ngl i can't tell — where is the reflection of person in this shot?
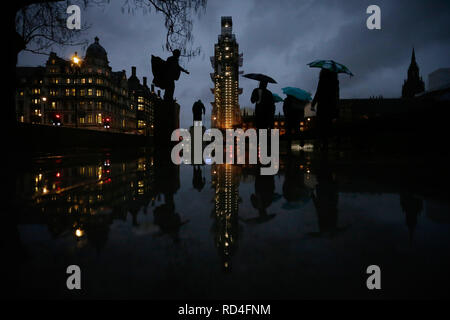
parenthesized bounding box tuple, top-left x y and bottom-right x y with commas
(192, 99, 205, 126)
(311, 157, 341, 237)
(164, 49, 189, 102)
(242, 175, 276, 224)
(311, 69, 339, 150)
(251, 81, 275, 130)
(400, 192, 423, 244)
(282, 153, 308, 203)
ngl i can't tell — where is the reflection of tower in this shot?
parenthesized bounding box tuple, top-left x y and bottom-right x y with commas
(210, 16, 243, 129)
(402, 48, 425, 98)
(211, 164, 241, 271)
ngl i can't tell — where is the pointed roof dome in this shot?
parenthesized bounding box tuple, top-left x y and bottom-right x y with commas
(85, 36, 108, 62)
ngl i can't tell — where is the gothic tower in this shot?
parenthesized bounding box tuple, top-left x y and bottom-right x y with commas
(210, 17, 243, 129)
(402, 48, 425, 98)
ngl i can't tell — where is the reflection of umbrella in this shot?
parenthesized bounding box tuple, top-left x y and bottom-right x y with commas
(307, 60, 353, 76)
(243, 73, 277, 83)
(282, 87, 312, 101)
(272, 93, 284, 103)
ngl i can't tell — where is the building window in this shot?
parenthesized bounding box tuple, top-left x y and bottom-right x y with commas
(66, 78, 71, 84)
(138, 120, 146, 128)
(79, 117, 85, 124)
(65, 89, 70, 96)
(87, 114, 93, 123)
(71, 88, 76, 96)
(88, 78, 93, 84)
(96, 113, 102, 124)
(96, 90, 103, 97)
(32, 88, 40, 94)
(96, 78, 103, 85)
(51, 102, 56, 109)
(81, 78, 86, 84)
(96, 102, 102, 110)
(80, 89, 85, 96)
(138, 104, 144, 111)
(88, 89, 93, 96)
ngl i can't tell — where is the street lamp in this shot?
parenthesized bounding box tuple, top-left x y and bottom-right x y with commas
(72, 52, 81, 65)
(71, 52, 82, 128)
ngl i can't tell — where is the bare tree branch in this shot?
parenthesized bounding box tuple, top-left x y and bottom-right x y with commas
(15, 0, 92, 56)
(121, 0, 207, 59)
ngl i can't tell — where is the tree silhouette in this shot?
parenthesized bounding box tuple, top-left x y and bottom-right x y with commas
(121, 0, 207, 58)
(15, 0, 90, 56)
(14, 0, 207, 58)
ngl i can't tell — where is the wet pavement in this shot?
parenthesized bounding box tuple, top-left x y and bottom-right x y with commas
(9, 147, 450, 299)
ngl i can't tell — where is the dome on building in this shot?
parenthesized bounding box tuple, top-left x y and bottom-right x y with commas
(85, 37, 108, 62)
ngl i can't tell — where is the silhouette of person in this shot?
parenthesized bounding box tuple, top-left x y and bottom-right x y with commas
(283, 95, 307, 150)
(251, 81, 275, 130)
(192, 165, 205, 192)
(311, 69, 339, 150)
(164, 49, 189, 102)
(192, 99, 205, 126)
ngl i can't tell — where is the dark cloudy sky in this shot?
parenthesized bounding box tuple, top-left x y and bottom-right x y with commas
(18, 0, 450, 128)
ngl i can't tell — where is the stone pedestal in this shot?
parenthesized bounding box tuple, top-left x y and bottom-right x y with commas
(154, 100, 179, 151)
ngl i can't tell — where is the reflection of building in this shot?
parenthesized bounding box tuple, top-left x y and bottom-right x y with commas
(210, 16, 243, 129)
(15, 37, 136, 133)
(17, 155, 157, 250)
(128, 66, 159, 136)
(211, 164, 241, 270)
(402, 48, 425, 98)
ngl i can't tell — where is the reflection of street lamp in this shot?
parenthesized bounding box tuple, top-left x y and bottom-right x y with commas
(75, 228, 84, 238)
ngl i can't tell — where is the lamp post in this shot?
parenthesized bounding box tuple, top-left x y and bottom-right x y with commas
(71, 52, 82, 128)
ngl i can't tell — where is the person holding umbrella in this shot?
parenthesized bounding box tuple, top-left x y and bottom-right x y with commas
(282, 87, 312, 151)
(308, 60, 352, 151)
(244, 74, 277, 132)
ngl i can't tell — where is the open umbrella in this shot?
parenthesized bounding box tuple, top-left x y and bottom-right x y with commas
(307, 60, 353, 76)
(282, 87, 312, 101)
(272, 93, 284, 103)
(243, 73, 277, 83)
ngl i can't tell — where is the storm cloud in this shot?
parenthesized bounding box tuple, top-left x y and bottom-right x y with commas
(18, 0, 450, 128)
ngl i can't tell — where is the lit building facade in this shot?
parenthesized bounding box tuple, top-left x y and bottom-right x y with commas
(128, 66, 159, 136)
(16, 37, 136, 133)
(210, 16, 243, 130)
